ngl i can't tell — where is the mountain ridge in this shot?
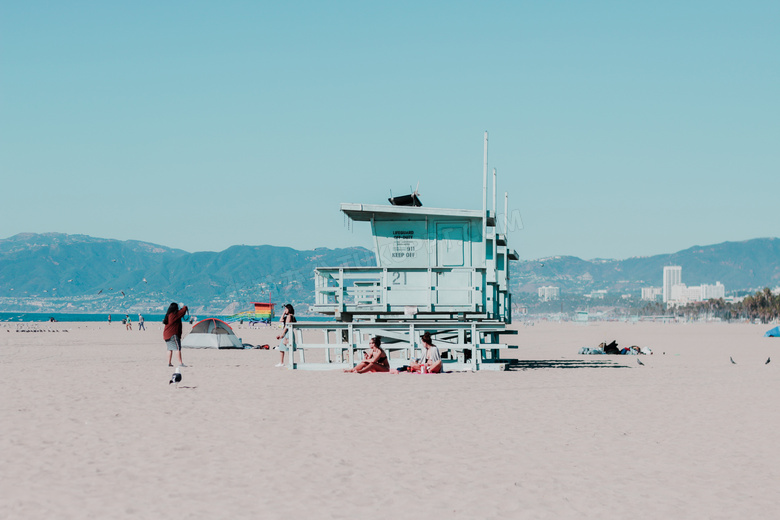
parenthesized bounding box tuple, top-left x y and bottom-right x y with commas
(513, 237, 780, 294)
(0, 233, 777, 313)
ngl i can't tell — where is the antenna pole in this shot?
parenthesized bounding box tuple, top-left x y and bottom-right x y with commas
(492, 167, 497, 218)
(483, 132, 488, 217)
(504, 192, 508, 234)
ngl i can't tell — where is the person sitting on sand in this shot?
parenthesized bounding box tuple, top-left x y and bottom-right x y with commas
(410, 332, 442, 373)
(345, 337, 390, 373)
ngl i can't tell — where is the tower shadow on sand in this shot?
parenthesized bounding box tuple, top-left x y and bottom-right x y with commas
(505, 359, 629, 371)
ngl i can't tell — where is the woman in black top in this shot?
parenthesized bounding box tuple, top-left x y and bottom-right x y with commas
(345, 337, 390, 373)
(275, 304, 296, 367)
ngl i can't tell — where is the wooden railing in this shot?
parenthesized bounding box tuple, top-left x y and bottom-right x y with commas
(311, 266, 487, 315)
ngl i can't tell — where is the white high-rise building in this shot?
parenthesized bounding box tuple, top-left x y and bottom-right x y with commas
(641, 287, 663, 301)
(667, 281, 726, 306)
(538, 286, 560, 301)
(701, 282, 726, 300)
(671, 283, 702, 304)
(663, 266, 682, 303)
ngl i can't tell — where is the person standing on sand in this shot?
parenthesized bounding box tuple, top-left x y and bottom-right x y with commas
(275, 304, 296, 367)
(138, 314, 145, 331)
(163, 303, 188, 367)
(125, 314, 132, 330)
(108, 314, 111, 325)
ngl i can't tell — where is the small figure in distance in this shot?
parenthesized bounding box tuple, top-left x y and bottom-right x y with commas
(108, 314, 112, 325)
(125, 314, 132, 331)
(138, 313, 145, 331)
(163, 302, 188, 368)
(275, 304, 296, 367)
(345, 337, 390, 373)
(410, 332, 442, 374)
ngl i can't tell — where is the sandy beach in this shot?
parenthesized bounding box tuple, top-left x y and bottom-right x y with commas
(1, 320, 778, 519)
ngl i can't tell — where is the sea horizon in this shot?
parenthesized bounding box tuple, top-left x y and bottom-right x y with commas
(0, 312, 335, 323)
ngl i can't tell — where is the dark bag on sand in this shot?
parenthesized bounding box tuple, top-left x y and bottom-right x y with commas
(603, 340, 620, 355)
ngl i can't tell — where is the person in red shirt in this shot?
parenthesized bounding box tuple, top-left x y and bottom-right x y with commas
(163, 302, 188, 367)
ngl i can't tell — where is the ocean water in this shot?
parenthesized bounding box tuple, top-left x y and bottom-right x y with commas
(0, 312, 335, 323)
(0, 312, 167, 323)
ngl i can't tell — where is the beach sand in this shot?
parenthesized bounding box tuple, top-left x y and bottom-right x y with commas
(1, 320, 778, 519)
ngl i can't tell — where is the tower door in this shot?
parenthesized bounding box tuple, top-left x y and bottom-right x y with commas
(436, 222, 469, 267)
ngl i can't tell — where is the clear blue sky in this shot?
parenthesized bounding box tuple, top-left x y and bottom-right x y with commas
(2, 1, 778, 260)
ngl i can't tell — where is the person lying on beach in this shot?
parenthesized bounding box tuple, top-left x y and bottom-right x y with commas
(409, 332, 442, 373)
(345, 337, 389, 373)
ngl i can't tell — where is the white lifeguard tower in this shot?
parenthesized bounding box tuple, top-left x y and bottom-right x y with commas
(287, 132, 519, 370)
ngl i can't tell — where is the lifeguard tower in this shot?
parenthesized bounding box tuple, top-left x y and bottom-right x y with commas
(224, 301, 275, 324)
(250, 301, 275, 322)
(287, 132, 519, 370)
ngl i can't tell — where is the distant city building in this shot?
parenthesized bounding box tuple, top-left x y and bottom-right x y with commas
(538, 286, 560, 301)
(641, 287, 663, 301)
(663, 266, 682, 303)
(662, 266, 726, 307)
(701, 282, 726, 300)
(589, 290, 607, 299)
(513, 304, 529, 315)
(669, 281, 726, 306)
(671, 283, 702, 304)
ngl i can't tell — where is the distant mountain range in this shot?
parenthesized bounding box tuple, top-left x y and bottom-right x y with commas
(512, 237, 780, 295)
(0, 233, 777, 313)
(0, 233, 374, 314)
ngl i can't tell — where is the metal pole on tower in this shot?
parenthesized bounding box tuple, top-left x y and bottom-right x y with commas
(482, 131, 489, 249)
(482, 131, 488, 221)
(492, 167, 497, 219)
(504, 192, 509, 234)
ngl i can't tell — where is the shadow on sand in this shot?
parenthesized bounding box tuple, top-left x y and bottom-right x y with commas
(505, 359, 629, 371)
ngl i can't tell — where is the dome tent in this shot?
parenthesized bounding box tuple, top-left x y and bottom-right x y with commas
(182, 318, 243, 349)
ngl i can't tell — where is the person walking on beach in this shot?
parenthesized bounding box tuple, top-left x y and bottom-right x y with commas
(163, 302, 188, 367)
(138, 314, 145, 331)
(108, 314, 111, 325)
(125, 314, 132, 331)
(275, 304, 296, 367)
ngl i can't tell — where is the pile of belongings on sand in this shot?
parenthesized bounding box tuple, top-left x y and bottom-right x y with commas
(579, 340, 652, 355)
